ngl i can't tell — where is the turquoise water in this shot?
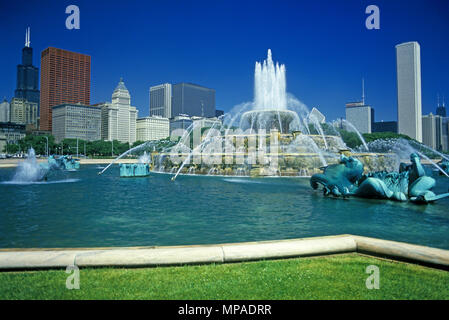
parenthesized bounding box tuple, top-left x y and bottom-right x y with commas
(1, 165, 449, 249)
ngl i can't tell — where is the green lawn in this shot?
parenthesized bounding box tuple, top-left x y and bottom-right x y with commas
(1, 253, 448, 299)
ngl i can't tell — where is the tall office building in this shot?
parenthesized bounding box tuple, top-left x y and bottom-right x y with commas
(40, 47, 91, 131)
(396, 42, 422, 142)
(9, 97, 38, 126)
(15, 28, 39, 105)
(172, 83, 215, 118)
(99, 78, 138, 144)
(52, 103, 101, 143)
(0, 99, 10, 122)
(443, 118, 449, 152)
(345, 102, 373, 134)
(136, 116, 169, 142)
(150, 83, 172, 118)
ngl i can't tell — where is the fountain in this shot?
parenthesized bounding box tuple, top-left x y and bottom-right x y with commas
(151, 50, 395, 179)
(11, 148, 49, 182)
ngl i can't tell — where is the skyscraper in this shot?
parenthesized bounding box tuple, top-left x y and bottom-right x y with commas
(396, 42, 422, 142)
(0, 99, 10, 122)
(99, 78, 138, 144)
(422, 113, 444, 151)
(172, 83, 215, 118)
(15, 28, 39, 105)
(40, 47, 91, 131)
(150, 83, 172, 118)
(436, 96, 446, 117)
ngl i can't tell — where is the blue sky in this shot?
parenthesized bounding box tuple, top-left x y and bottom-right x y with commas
(0, 0, 448, 121)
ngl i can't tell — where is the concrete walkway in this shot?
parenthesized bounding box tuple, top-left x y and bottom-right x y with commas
(0, 234, 448, 270)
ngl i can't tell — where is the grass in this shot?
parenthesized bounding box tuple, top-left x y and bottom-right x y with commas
(0, 253, 448, 299)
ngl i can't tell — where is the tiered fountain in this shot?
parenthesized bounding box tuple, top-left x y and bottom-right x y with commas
(151, 50, 396, 179)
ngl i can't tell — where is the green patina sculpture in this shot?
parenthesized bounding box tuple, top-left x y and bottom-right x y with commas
(47, 155, 80, 171)
(438, 160, 449, 176)
(310, 153, 449, 204)
(120, 163, 150, 177)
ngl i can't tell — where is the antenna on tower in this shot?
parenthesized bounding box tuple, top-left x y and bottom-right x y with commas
(25, 27, 30, 47)
(362, 78, 365, 105)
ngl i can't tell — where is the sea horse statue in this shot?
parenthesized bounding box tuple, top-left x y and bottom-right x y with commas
(310, 153, 449, 204)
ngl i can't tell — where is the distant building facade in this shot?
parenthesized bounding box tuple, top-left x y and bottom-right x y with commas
(215, 109, 224, 118)
(136, 116, 169, 142)
(422, 113, 445, 151)
(0, 99, 10, 123)
(396, 42, 422, 142)
(9, 97, 38, 126)
(52, 103, 101, 143)
(150, 83, 172, 118)
(99, 78, 138, 144)
(172, 83, 215, 118)
(170, 115, 193, 135)
(0, 122, 26, 153)
(192, 116, 221, 130)
(345, 101, 373, 134)
(372, 121, 398, 133)
(40, 47, 91, 131)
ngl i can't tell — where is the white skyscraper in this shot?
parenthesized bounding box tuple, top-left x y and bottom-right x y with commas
(100, 78, 138, 144)
(396, 42, 422, 142)
(150, 83, 172, 118)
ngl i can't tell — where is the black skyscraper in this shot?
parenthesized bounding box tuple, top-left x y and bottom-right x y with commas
(436, 103, 446, 117)
(14, 28, 39, 104)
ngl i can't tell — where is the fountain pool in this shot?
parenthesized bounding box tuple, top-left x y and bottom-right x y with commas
(1, 165, 449, 249)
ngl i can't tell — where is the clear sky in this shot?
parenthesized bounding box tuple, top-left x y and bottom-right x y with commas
(0, 0, 448, 121)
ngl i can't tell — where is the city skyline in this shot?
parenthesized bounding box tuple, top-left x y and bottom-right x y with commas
(0, 0, 448, 122)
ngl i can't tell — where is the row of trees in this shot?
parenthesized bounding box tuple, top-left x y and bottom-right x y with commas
(307, 123, 413, 149)
(3, 134, 180, 158)
(4, 129, 447, 158)
(3, 135, 144, 157)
